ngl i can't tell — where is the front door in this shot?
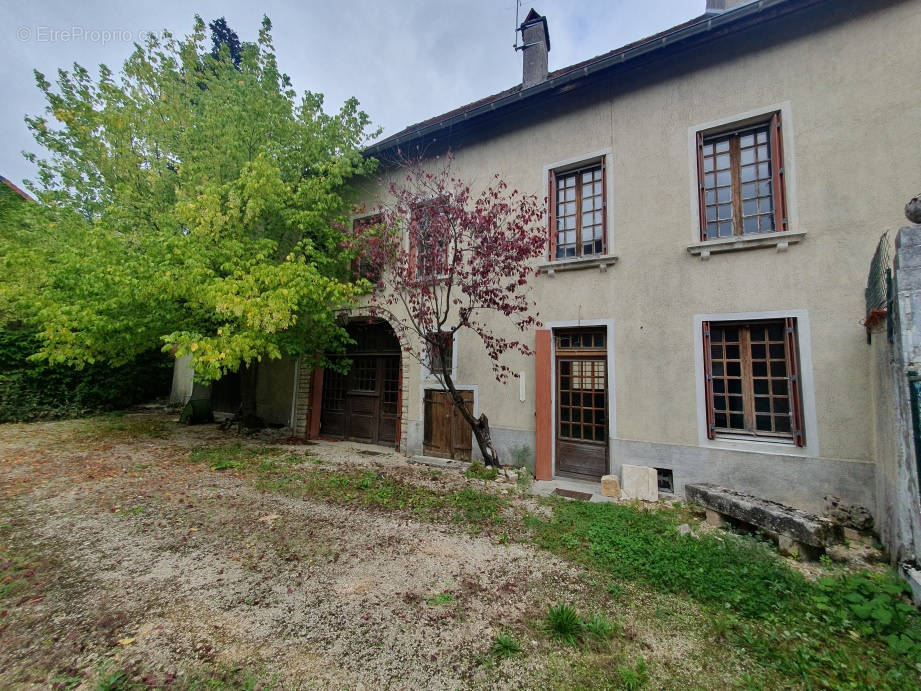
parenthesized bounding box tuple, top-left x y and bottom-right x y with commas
(555, 329, 608, 478)
(423, 389, 473, 460)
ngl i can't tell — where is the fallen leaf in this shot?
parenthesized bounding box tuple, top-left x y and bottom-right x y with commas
(257, 514, 281, 524)
(117, 637, 135, 646)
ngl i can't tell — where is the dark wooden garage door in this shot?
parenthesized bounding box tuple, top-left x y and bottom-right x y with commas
(556, 329, 608, 479)
(319, 322, 401, 446)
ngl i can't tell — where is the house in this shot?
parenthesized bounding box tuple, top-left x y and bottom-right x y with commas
(177, 0, 921, 563)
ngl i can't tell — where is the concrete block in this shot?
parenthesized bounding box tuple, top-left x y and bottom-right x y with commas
(687, 483, 842, 548)
(600, 474, 621, 499)
(621, 464, 658, 502)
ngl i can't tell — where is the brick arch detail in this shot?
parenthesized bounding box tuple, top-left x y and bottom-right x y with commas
(293, 311, 411, 455)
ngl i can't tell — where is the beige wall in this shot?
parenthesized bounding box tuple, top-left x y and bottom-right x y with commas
(357, 0, 920, 501)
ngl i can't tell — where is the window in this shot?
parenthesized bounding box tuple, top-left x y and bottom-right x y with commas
(425, 331, 453, 377)
(549, 161, 606, 259)
(697, 113, 786, 240)
(352, 215, 382, 283)
(410, 201, 449, 279)
(702, 318, 804, 446)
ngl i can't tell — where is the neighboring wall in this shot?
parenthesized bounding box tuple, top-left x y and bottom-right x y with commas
(874, 226, 921, 565)
(360, 0, 919, 515)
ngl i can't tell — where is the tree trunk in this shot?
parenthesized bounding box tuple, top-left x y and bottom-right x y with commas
(440, 364, 501, 467)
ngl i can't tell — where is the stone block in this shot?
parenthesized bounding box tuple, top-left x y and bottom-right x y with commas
(686, 483, 842, 548)
(600, 474, 621, 499)
(705, 509, 725, 527)
(621, 464, 658, 502)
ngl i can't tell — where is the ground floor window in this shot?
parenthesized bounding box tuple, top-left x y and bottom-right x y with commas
(702, 317, 804, 446)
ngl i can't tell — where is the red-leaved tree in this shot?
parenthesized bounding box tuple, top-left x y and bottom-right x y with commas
(357, 157, 546, 466)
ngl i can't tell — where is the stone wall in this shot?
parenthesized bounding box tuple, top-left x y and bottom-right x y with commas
(872, 224, 921, 566)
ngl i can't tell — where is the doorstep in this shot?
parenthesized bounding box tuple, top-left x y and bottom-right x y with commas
(532, 477, 618, 503)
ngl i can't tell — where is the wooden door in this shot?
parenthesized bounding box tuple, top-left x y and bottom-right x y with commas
(555, 329, 608, 478)
(423, 389, 473, 460)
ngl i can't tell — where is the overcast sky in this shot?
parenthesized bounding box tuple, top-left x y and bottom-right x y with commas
(1, 1, 702, 189)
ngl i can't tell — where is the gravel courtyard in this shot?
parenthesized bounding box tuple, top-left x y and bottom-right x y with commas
(2, 411, 915, 689)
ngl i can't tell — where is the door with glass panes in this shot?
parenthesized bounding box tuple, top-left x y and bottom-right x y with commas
(555, 329, 608, 478)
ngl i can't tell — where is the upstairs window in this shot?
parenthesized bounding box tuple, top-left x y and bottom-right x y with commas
(697, 113, 786, 240)
(425, 331, 454, 377)
(549, 161, 606, 259)
(352, 215, 382, 283)
(702, 318, 804, 446)
(410, 201, 449, 279)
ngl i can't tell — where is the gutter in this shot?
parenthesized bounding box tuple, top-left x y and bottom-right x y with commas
(366, 0, 827, 157)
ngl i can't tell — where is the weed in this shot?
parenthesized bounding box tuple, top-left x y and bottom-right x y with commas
(583, 612, 619, 641)
(450, 488, 504, 526)
(545, 602, 583, 645)
(618, 657, 649, 690)
(466, 462, 498, 481)
(187, 443, 272, 470)
(426, 592, 454, 606)
(507, 443, 532, 468)
(605, 582, 626, 598)
(490, 631, 522, 658)
(516, 467, 533, 493)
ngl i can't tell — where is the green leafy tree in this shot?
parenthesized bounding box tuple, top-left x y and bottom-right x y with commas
(1, 16, 377, 412)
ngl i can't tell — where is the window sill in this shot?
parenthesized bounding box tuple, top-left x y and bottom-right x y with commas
(687, 230, 806, 260)
(538, 255, 618, 276)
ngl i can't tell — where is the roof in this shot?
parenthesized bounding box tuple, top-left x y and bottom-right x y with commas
(366, 0, 827, 158)
(0, 176, 34, 202)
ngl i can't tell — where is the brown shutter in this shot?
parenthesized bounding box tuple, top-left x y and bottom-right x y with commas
(601, 157, 608, 254)
(702, 321, 715, 440)
(696, 131, 709, 240)
(548, 169, 557, 260)
(785, 317, 805, 446)
(770, 112, 788, 232)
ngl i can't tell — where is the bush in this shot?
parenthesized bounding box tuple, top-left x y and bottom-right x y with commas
(0, 327, 171, 422)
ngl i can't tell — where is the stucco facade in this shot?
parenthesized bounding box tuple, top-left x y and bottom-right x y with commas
(290, 0, 921, 518)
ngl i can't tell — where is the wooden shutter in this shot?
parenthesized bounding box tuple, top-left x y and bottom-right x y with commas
(600, 157, 608, 254)
(702, 321, 715, 440)
(785, 317, 805, 446)
(548, 169, 557, 260)
(696, 131, 709, 240)
(770, 112, 788, 233)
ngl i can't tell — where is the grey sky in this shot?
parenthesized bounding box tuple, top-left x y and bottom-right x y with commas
(1, 1, 701, 190)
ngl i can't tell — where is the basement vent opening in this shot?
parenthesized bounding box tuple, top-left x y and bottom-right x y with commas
(656, 468, 674, 494)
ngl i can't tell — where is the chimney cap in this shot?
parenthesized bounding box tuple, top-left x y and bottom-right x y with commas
(519, 8, 550, 52)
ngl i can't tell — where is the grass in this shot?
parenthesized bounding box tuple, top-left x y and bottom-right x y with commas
(465, 462, 498, 481)
(426, 592, 454, 606)
(489, 632, 522, 658)
(528, 497, 921, 688)
(545, 602, 583, 645)
(71, 414, 173, 442)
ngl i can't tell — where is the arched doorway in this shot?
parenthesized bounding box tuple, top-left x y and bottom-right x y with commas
(319, 320, 401, 446)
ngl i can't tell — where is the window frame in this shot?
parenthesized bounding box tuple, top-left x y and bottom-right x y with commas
(547, 155, 608, 261)
(351, 213, 383, 283)
(696, 111, 787, 241)
(422, 330, 457, 381)
(702, 317, 804, 447)
(409, 198, 450, 281)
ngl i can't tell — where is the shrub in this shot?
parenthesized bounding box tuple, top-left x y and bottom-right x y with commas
(466, 462, 498, 481)
(0, 327, 171, 422)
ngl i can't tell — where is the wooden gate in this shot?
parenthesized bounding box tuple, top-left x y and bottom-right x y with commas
(319, 321, 401, 446)
(423, 389, 473, 460)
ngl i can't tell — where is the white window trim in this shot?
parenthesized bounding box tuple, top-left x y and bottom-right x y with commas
(421, 330, 458, 382)
(541, 148, 617, 263)
(693, 309, 820, 458)
(686, 102, 801, 245)
(546, 318, 617, 478)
